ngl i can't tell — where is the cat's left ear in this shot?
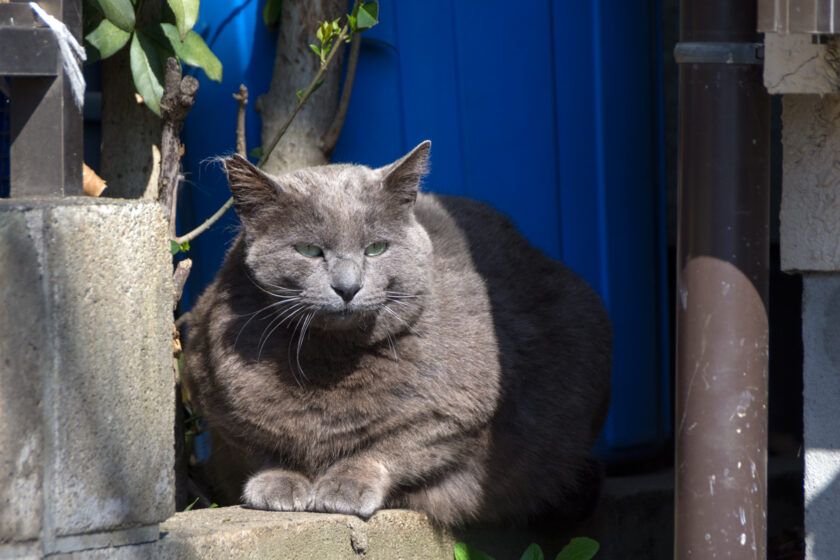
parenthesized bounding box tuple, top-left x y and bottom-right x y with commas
(379, 140, 431, 207)
(222, 154, 283, 225)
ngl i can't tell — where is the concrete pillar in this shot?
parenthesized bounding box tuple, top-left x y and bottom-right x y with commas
(778, 94, 840, 559)
(0, 199, 174, 557)
(801, 275, 840, 559)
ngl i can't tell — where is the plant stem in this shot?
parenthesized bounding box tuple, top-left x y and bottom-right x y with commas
(174, 197, 233, 245)
(320, 32, 361, 156)
(257, 19, 352, 168)
(233, 84, 248, 156)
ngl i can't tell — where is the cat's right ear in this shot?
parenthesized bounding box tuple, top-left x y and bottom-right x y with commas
(379, 140, 431, 208)
(222, 154, 281, 224)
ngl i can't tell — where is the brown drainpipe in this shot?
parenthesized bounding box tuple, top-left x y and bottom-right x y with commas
(674, 0, 770, 557)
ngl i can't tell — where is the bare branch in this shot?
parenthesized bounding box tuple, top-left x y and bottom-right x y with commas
(320, 33, 361, 156)
(159, 58, 199, 236)
(174, 198, 234, 245)
(173, 258, 193, 310)
(233, 85, 249, 156)
(258, 23, 351, 168)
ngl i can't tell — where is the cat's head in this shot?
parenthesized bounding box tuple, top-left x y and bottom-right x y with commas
(222, 141, 433, 341)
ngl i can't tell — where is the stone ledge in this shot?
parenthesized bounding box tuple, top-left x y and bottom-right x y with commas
(11, 458, 802, 559)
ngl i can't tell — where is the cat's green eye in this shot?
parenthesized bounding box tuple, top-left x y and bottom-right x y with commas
(364, 241, 388, 257)
(294, 244, 323, 258)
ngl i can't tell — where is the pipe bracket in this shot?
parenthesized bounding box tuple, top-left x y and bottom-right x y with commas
(674, 41, 764, 65)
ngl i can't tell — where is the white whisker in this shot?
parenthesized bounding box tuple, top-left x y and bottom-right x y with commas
(380, 303, 422, 337)
(257, 303, 306, 361)
(234, 298, 301, 347)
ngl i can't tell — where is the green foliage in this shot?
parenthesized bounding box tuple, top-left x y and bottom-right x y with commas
(130, 31, 166, 115)
(352, 1, 378, 31)
(555, 538, 599, 560)
(306, 2, 378, 70)
(90, 0, 135, 33)
(171, 239, 190, 255)
(453, 538, 599, 560)
(520, 543, 544, 560)
(167, 0, 199, 40)
(160, 24, 222, 82)
(83, 0, 222, 116)
(85, 18, 131, 60)
(454, 542, 495, 560)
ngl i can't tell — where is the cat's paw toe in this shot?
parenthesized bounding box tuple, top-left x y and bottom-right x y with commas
(310, 476, 386, 518)
(243, 469, 311, 511)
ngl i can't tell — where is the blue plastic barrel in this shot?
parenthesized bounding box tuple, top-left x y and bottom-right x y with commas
(180, 0, 669, 464)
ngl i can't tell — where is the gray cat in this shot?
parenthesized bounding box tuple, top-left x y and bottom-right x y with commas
(183, 141, 612, 525)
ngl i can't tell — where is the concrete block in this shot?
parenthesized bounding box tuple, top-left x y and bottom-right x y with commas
(764, 34, 839, 95)
(0, 209, 47, 543)
(802, 274, 840, 559)
(0, 199, 174, 552)
(781, 95, 840, 272)
(158, 508, 360, 560)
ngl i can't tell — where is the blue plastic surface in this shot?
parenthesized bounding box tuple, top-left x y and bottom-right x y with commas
(180, 0, 669, 462)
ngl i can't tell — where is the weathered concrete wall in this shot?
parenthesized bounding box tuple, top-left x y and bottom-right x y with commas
(781, 95, 840, 272)
(764, 34, 839, 95)
(0, 199, 174, 557)
(802, 274, 840, 560)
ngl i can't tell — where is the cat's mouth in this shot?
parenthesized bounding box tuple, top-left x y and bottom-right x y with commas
(316, 304, 375, 329)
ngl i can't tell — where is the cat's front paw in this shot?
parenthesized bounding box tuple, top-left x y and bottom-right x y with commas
(243, 469, 311, 511)
(310, 461, 389, 518)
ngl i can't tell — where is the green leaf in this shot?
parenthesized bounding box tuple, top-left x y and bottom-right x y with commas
(355, 1, 378, 30)
(167, 0, 199, 39)
(263, 0, 282, 28)
(249, 147, 264, 159)
(296, 89, 303, 101)
(311, 77, 325, 94)
(85, 18, 131, 61)
(171, 240, 181, 255)
(520, 544, 544, 560)
(183, 497, 199, 511)
(92, 0, 135, 32)
(160, 23, 223, 82)
(453, 543, 495, 560)
(309, 44, 321, 57)
(555, 537, 599, 560)
(130, 31, 165, 116)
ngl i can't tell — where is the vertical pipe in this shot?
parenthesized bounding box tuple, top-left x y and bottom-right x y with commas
(675, 0, 770, 558)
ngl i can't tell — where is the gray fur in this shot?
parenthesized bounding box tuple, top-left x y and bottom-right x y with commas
(183, 141, 612, 525)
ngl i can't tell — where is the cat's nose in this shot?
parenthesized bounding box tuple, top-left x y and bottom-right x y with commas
(330, 258, 362, 303)
(331, 282, 361, 303)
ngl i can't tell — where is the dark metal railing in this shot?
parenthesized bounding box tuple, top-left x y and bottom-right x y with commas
(0, 0, 83, 197)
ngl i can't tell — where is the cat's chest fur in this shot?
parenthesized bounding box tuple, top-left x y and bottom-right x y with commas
(195, 247, 501, 473)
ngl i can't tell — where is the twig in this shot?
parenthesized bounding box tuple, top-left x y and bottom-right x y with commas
(320, 32, 361, 156)
(142, 145, 162, 200)
(159, 58, 199, 237)
(173, 258, 193, 310)
(174, 198, 233, 245)
(257, 20, 351, 168)
(233, 84, 248, 156)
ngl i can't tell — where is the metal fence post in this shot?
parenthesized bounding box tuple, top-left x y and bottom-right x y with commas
(1, 0, 83, 197)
